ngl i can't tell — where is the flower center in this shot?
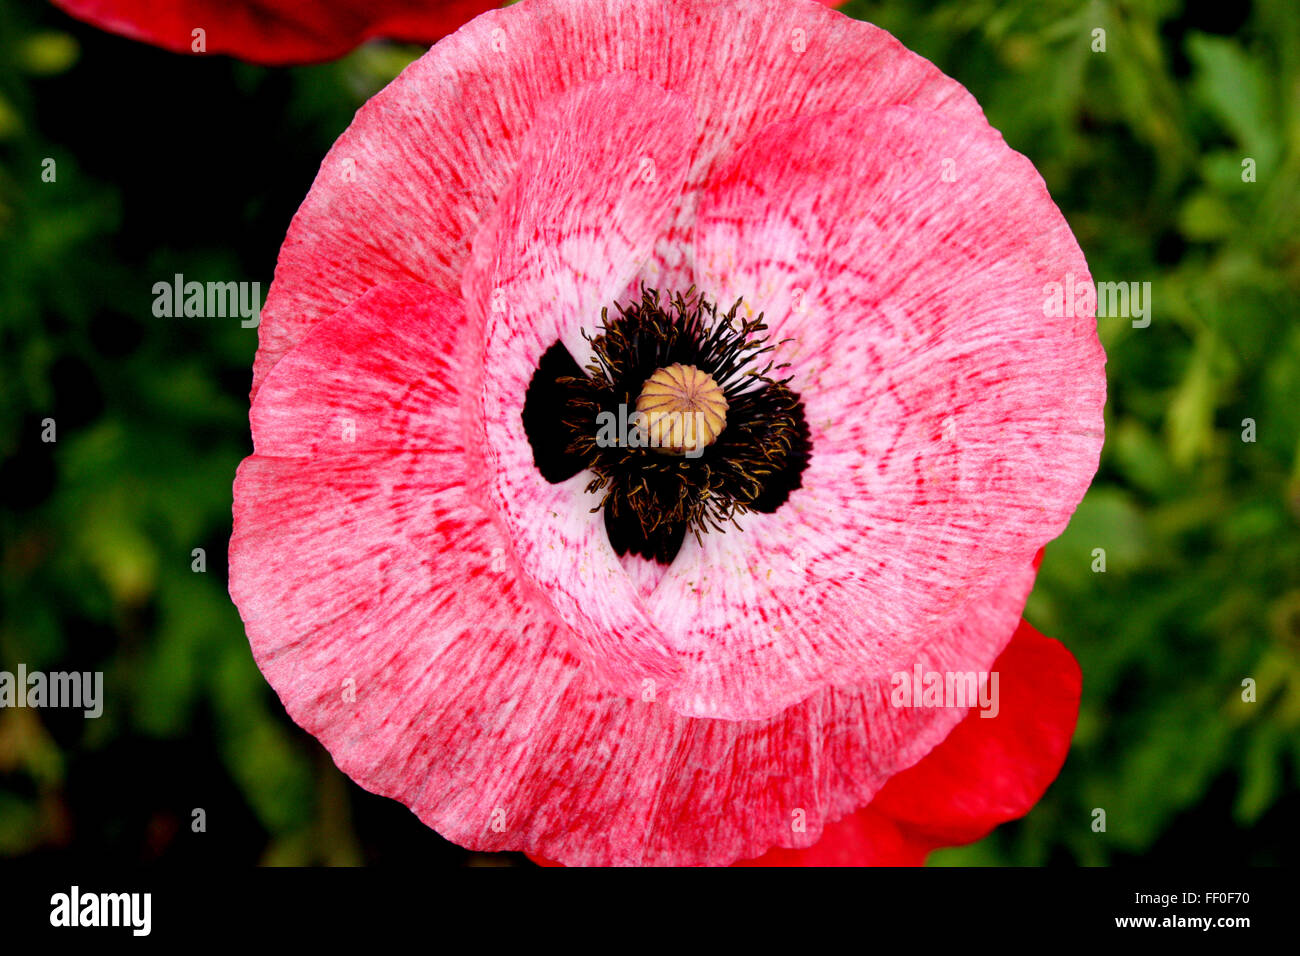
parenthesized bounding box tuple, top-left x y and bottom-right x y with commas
(635, 363, 728, 455)
(521, 287, 811, 564)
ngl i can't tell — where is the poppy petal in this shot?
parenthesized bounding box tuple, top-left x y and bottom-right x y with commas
(253, 0, 985, 396)
(249, 281, 466, 456)
(653, 105, 1105, 716)
(736, 806, 928, 867)
(462, 72, 696, 700)
(230, 283, 1041, 864)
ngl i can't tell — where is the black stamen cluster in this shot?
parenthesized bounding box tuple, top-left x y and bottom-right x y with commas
(522, 287, 811, 564)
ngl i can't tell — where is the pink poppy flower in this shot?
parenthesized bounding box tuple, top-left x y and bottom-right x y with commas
(50, 0, 499, 64)
(231, 0, 1105, 866)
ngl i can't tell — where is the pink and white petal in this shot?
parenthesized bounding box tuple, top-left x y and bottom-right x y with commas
(626, 573, 1042, 865)
(229, 439, 973, 866)
(870, 619, 1082, 848)
(463, 73, 696, 700)
(231, 449, 593, 849)
(232, 457, 1030, 866)
(250, 282, 467, 457)
(253, 0, 986, 396)
(659, 106, 1105, 714)
(613, 0, 987, 293)
(230, 284, 1046, 865)
(640, 520, 1039, 719)
(231, 443, 959, 867)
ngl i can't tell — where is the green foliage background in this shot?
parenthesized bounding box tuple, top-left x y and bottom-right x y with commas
(1, 0, 1297, 864)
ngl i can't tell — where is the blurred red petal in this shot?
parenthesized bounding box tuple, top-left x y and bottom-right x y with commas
(869, 619, 1082, 849)
(740, 620, 1080, 865)
(736, 807, 928, 867)
(51, 0, 498, 64)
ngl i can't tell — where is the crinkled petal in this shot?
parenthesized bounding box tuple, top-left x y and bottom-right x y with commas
(229, 282, 1044, 866)
(463, 72, 696, 699)
(250, 281, 467, 456)
(462, 103, 1083, 720)
(655, 105, 1106, 715)
(252, 0, 985, 395)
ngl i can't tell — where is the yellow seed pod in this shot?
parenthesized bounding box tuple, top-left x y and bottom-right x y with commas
(635, 363, 728, 455)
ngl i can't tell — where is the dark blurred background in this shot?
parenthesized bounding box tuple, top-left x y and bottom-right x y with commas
(0, 0, 1296, 865)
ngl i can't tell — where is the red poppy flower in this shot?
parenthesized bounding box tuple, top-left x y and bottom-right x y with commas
(230, 0, 1105, 866)
(50, 0, 499, 64)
